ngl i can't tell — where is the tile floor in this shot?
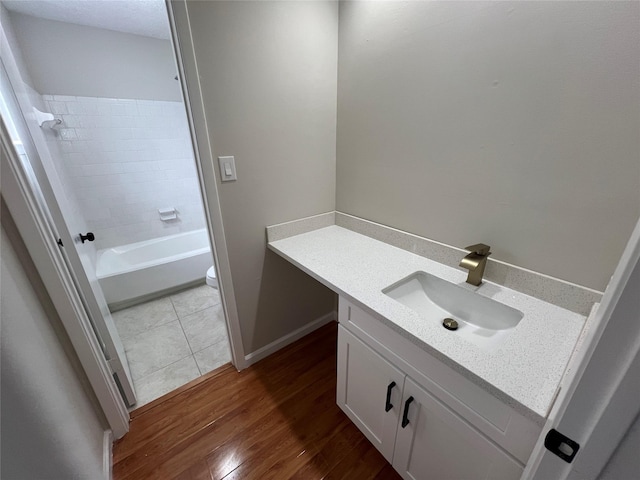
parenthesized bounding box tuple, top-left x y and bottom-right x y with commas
(112, 284, 231, 407)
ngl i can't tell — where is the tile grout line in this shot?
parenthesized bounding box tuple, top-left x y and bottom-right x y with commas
(113, 296, 181, 346)
(168, 291, 194, 353)
(130, 347, 196, 384)
(132, 354, 201, 407)
(192, 335, 228, 355)
(176, 298, 223, 319)
(130, 294, 196, 381)
(118, 313, 182, 352)
(129, 287, 225, 386)
(171, 290, 211, 376)
(177, 321, 194, 355)
(188, 321, 230, 374)
(134, 354, 197, 383)
(116, 286, 222, 405)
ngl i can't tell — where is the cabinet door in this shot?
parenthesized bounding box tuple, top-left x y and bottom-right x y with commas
(337, 325, 405, 462)
(393, 377, 523, 480)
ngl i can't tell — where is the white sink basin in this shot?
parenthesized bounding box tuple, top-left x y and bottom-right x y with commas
(382, 271, 523, 349)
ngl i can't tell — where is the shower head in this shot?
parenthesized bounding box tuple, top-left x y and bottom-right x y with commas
(33, 107, 63, 128)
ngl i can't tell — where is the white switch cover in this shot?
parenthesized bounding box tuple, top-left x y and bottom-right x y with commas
(218, 156, 237, 182)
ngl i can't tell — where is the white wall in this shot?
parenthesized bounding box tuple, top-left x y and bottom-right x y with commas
(600, 412, 640, 479)
(0, 4, 34, 88)
(1, 219, 106, 479)
(8, 11, 181, 101)
(41, 94, 205, 249)
(184, 0, 338, 353)
(336, 1, 640, 291)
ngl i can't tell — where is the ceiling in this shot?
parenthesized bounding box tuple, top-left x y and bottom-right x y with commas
(3, 0, 170, 39)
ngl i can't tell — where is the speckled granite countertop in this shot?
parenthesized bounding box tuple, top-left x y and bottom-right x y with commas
(268, 225, 587, 421)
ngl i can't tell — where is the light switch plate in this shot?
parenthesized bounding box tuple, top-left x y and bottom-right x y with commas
(218, 156, 237, 182)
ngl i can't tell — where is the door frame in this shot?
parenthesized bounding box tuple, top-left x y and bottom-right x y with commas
(166, 0, 246, 369)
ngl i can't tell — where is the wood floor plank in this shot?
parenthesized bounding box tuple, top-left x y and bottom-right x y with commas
(115, 336, 332, 465)
(115, 331, 335, 465)
(285, 419, 357, 479)
(115, 322, 337, 462)
(373, 463, 404, 480)
(317, 421, 371, 470)
(287, 454, 331, 480)
(113, 322, 399, 480)
(324, 437, 393, 480)
(118, 354, 338, 479)
(153, 369, 336, 479)
(218, 388, 345, 480)
(171, 459, 213, 480)
(259, 415, 352, 480)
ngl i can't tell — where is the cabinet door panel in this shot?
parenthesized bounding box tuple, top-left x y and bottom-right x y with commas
(393, 377, 523, 480)
(337, 326, 405, 462)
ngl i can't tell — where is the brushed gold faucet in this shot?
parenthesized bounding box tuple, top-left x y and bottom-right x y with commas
(459, 243, 491, 286)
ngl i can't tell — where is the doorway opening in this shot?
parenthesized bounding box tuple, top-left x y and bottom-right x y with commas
(1, 0, 232, 408)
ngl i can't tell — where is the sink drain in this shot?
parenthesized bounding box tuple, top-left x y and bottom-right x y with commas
(442, 318, 459, 331)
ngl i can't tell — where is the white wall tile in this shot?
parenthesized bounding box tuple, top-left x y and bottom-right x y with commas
(44, 95, 206, 249)
(71, 140, 90, 153)
(67, 101, 98, 115)
(53, 94, 76, 102)
(48, 101, 68, 114)
(81, 163, 124, 176)
(58, 128, 78, 141)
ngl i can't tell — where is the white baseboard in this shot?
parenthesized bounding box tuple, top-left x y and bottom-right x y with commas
(103, 430, 113, 480)
(244, 311, 337, 366)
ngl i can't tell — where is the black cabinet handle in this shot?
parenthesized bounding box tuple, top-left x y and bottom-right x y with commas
(385, 381, 396, 412)
(79, 232, 95, 243)
(401, 396, 414, 428)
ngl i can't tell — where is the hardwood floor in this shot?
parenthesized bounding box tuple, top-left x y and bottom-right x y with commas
(113, 322, 402, 480)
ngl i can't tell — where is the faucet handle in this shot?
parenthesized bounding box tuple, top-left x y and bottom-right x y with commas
(465, 243, 491, 255)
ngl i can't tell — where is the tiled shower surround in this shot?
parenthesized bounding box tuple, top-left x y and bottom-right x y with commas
(42, 94, 206, 250)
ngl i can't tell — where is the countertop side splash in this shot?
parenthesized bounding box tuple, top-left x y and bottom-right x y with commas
(267, 211, 601, 316)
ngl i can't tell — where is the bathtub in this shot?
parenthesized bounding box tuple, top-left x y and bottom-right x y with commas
(96, 229, 212, 307)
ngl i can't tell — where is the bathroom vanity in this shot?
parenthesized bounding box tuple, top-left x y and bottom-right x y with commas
(337, 298, 534, 478)
(267, 213, 595, 480)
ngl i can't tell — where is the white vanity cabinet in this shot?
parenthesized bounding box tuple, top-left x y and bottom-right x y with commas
(393, 374, 523, 480)
(336, 325, 405, 461)
(337, 298, 541, 480)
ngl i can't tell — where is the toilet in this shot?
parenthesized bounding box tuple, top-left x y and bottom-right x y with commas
(206, 266, 218, 289)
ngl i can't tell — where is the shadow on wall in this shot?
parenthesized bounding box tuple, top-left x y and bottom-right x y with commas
(250, 249, 337, 354)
